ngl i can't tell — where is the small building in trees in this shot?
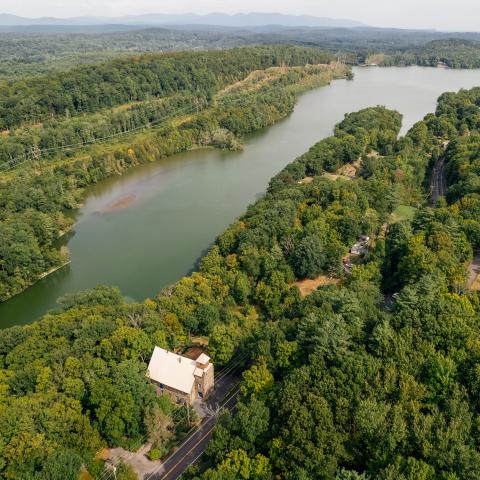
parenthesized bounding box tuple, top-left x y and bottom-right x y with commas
(146, 347, 214, 404)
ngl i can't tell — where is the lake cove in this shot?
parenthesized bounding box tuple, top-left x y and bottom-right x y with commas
(3, 66, 480, 327)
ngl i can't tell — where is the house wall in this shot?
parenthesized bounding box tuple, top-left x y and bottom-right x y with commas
(203, 364, 214, 396)
(194, 364, 214, 399)
(150, 361, 215, 404)
(153, 381, 194, 404)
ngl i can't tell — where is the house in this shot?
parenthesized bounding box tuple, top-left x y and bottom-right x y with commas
(350, 235, 370, 256)
(146, 347, 214, 404)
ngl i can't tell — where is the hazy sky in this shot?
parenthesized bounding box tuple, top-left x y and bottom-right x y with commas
(2, 0, 480, 31)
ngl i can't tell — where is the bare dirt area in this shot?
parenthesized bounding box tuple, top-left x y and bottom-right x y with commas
(294, 275, 340, 297)
(298, 176, 314, 184)
(216, 63, 343, 98)
(106, 444, 161, 479)
(337, 157, 363, 178)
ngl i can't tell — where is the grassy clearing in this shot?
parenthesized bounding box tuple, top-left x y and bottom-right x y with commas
(390, 204, 417, 223)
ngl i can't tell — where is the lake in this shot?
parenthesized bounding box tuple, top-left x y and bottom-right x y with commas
(3, 66, 480, 327)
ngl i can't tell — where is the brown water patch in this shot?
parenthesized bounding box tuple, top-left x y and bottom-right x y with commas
(100, 194, 136, 213)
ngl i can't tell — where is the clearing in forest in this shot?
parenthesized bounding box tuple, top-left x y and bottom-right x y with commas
(294, 275, 340, 297)
(389, 204, 417, 224)
(298, 176, 314, 184)
(216, 63, 342, 98)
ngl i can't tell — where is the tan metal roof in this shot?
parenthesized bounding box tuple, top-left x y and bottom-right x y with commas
(147, 347, 197, 394)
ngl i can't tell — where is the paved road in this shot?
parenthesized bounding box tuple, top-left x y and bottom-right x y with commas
(469, 251, 480, 289)
(144, 368, 240, 480)
(431, 157, 447, 205)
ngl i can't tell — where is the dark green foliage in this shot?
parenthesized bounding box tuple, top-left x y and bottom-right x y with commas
(383, 39, 480, 69)
(292, 235, 326, 278)
(2, 28, 480, 83)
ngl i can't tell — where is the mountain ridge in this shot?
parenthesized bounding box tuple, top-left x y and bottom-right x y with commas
(0, 12, 367, 28)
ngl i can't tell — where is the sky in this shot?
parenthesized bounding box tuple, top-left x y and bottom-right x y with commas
(2, 0, 480, 31)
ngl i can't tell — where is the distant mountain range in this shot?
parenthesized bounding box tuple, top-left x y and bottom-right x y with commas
(0, 12, 367, 28)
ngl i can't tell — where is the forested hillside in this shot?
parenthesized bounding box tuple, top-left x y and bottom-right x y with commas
(382, 39, 480, 69)
(0, 46, 347, 303)
(2, 27, 480, 81)
(1, 83, 480, 478)
(0, 46, 334, 129)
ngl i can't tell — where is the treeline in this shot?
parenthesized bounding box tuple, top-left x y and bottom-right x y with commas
(0, 45, 334, 130)
(382, 39, 480, 69)
(3, 27, 480, 82)
(0, 93, 206, 168)
(270, 106, 402, 188)
(0, 29, 259, 81)
(0, 49, 346, 302)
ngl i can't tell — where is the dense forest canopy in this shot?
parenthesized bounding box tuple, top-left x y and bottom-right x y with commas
(184, 90, 480, 479)
(1, 81, 480, 478)
(2, 26, 480, 81)
(381, 39, 480, 69)
(0, 45, 334, 129)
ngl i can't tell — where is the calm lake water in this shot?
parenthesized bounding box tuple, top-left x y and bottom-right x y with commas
(3, 66, 480, 328)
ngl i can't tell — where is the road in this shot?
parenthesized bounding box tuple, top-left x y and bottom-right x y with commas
(431, 157, 447, 205)
(468, 251, 480, 290)
(144, 367, 240, 480)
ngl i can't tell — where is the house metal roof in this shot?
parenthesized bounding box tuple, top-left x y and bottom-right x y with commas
(147, 347, 198, 394)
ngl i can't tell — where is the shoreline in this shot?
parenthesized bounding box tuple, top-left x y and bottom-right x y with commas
(0, 260, 71, 306)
